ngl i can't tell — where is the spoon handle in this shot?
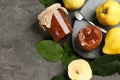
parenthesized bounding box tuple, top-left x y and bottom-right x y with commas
(74, 11, 107, 33)
(86, 20, 107, 33)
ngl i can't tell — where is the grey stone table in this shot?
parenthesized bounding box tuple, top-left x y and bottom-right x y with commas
(0, 0, 120, 80)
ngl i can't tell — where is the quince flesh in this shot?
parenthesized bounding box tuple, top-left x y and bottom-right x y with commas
(68, 59, 92, 80)
(103, 27, 120, 54)
(96, 0, 120, 26)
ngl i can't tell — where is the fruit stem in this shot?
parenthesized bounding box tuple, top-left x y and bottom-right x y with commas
(102, 8, 108, 14)
(76, 70, 80, 74)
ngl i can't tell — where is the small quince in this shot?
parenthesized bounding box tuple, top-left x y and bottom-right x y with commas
(62, 0, 85, 10)
(68, 59, 92, 80)
(96, 0, 120, 26)
(103, 27, 120, 54)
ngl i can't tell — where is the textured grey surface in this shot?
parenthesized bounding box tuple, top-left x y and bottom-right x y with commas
(0, 0, 64, 80)
(0, 0, 120, 80)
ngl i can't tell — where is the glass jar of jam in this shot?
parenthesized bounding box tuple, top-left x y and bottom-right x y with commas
(77, 24, 102, 51)
(38, 3, 73, 41)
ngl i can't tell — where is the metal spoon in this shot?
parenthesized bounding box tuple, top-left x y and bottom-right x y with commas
(74, 11, 107, 33)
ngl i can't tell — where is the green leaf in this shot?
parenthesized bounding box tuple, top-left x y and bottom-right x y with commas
(51, 75, 66, 80)
(35, 40, 64, 62)
(63, 43, 71, 52)
(39, 0, 58, 7)
(51, 74, 70, 80)
(90, 55, 120, 76)
(61, 44, 77, 70)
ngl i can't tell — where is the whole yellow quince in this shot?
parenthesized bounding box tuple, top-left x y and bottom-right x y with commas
(103, 27, 120, 54)
(96, 0, 120, 26)
(62, 0, 85, 10)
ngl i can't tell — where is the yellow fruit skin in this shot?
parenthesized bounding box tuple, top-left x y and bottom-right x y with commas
(103, 27, 120, 54)
(62, 0, 85, 10)
(96, 0, 120, 26)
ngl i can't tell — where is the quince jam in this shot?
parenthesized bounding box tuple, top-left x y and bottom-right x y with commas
(38, 3, 73, 42)
(77, 25, 102, 51)
(46, 9, 73, 41)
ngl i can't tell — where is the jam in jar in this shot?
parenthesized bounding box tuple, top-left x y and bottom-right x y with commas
(38, 3, 73, 41)
(77, 24, 102, 51)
